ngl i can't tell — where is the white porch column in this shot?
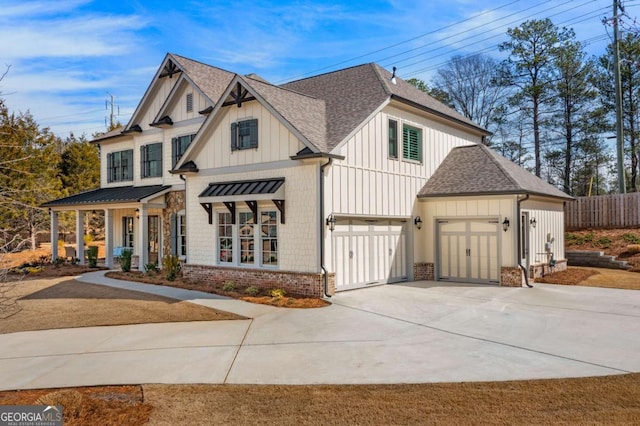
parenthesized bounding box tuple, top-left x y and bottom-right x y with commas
(75, 210, 85, 264)
(50, 210, 58, 261)
(104, 208, 114, 268)
(138, 207, 148, 270)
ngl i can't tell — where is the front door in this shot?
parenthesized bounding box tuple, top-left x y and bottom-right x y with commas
(148, 215, 159, 265)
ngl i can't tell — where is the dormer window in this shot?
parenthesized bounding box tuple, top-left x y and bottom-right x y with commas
(231, 119, 258, 151)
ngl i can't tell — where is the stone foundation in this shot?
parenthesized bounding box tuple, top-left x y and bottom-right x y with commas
(414, 262, 435, 281)
(530, 259, 568, 280)
(182, 264, 335, 298)
(162, 191, 186, 258)
(500, 267, 523, 287)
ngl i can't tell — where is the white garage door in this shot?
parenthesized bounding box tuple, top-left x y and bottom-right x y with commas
(437, 219, 500, 284)
(332, 219, 407, 291)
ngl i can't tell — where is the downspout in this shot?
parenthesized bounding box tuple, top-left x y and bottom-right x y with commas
(320, 158, 333, 298)
(517, 194, 533, 288)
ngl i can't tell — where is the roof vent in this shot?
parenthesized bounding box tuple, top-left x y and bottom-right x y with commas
(391, 66, 397, 85)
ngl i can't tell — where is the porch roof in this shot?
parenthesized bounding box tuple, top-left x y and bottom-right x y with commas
(42, 185, 171, 208)
(199, 178, 284, 199)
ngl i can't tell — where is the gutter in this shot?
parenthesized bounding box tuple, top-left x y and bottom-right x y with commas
(517, 194, 533, 288)
(319, 158, 333, 298)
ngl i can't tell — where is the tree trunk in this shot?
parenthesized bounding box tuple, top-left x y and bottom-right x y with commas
(564, 97, 572, 194)
(533, 95, 541, 177)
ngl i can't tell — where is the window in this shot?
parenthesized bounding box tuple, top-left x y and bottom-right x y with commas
(239, 211, 255, 264)
(107, 149, 133, 182)
(261, 211, 278, 266)
(178, 214, 187, 257)
(171, 134, 195, 167)
(388, 119, 398, 159)
(122, 217, 134, 248)
(141, 143, 162, 178)
(216, 209, 278, 267)
(186, 93, 193, 113)
(218, 212, 233, 263)
(231, 119, 258, 151)
(402, 124, 422, 163)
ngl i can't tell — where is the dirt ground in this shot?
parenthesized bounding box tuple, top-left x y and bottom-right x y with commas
(566, 228, 640, 271)
(1, 374, 638, 425)
(536, 266, 640, 290)
(0, 277, 244, 333)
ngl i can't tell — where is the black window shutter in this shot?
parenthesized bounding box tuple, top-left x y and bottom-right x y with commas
(107, 153, 113, 182)
(231, 122, 238, 151)
(170, 214, 177, 255)
(140, 146, 145, 178)
(249, 119, 258, 148)
(171, 137, 177, 166)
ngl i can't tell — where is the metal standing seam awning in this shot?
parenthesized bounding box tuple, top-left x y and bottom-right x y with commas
(198, 178, 285, 224)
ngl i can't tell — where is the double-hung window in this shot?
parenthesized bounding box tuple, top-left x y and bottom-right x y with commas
(231, 119, 258, 151)
(171, 134, 195, 167)
(122, 217, 134, 248)
(107, 149, 133, 182)
(141, 143, 162, 178)
(402, 124, 422, 163)
(216, 209, 278, 267)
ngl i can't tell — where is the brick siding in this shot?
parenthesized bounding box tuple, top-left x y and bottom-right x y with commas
(413, 262, 435, 281)
(182, 264, 335, 298)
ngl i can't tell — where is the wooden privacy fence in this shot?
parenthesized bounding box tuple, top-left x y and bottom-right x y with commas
(565, 193, 640, 230)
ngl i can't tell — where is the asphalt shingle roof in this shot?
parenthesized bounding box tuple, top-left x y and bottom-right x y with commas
(170, 54, 235, 104)
(42, 185, 170, 207)
(418, 144, 573, 200)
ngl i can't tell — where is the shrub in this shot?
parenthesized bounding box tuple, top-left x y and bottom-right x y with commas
(53, 257, 65, 266)
(270, 288, 286, 299)
(162, 255, 181, 281)
(37, 255, 51, 266)
(579, 233, 595, 244)
(565, 233, 578, 242)
(596, 237, 612, 248)
(622, 233, 640, 244)
(120, 249, 133, 272)
(70, 257, 80, 265)
(87, 246, 99, 267)
(244, 286, 259, 296)
(223, 281, 237, 292)
(145, 263, 159, 273)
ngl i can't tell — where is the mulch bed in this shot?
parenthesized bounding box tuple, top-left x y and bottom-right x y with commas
(535, 268, 599, 285)
(106, 271, 330, 309)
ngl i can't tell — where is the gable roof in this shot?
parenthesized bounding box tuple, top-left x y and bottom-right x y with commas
(281, 63, 489, 151)
(246, 76, 327, 152)
(418, 144, 573, 200)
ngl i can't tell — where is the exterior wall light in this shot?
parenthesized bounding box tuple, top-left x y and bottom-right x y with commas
(414, 216, 423, 230)
(530, 217, 537, 228)
(502, 217, 510, 232)
(326, 214, 336, 232)
(135, 208, 140, 219)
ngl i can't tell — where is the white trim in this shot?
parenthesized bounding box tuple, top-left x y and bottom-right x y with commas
(196, 159, 303, 176)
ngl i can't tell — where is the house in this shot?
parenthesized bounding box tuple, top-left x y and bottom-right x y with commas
(43, 53, 572, 296)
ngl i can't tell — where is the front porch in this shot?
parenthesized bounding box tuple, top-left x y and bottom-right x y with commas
(42, 186, 183, 270)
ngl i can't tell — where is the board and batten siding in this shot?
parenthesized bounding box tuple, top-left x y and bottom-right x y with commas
(164, 80, 211, 124)
(190, 100, 306, 169)
(522, 198, 566, 262)
(185, 164, 320, 273)
(138, 77, 179, 132)
(324, 104, 481, 218)
(418, 196, 517, 268)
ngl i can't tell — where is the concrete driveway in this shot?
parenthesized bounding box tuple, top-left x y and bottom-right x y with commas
(0, 273, 639, 390)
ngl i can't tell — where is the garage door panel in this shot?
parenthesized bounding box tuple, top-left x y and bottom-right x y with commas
(333, 219, 407, 291)
(438, 220, 499, 284)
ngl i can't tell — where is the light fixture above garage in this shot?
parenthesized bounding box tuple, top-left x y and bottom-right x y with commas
(502, 217, 510, 232)
(530, 217, 537, 228)
(326, 214, 336, 232)
(414, 216, 423, 230)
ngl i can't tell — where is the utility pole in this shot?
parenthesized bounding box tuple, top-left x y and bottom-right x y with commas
(105, 92, 120, 130)
(613, 0, 626, 194)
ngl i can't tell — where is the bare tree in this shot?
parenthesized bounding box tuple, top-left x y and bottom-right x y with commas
(431, 54, 508, 141)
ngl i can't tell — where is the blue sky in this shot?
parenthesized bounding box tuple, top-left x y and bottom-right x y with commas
(1, 0, 638, 138)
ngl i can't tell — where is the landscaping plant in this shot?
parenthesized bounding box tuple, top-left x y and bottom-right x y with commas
(162, 255, 181, 281)
(87, 246, 98, 268)
(120, 249, 133, 272)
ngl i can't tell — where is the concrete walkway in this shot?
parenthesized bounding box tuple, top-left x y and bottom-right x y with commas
(0, 271, 639, 390)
